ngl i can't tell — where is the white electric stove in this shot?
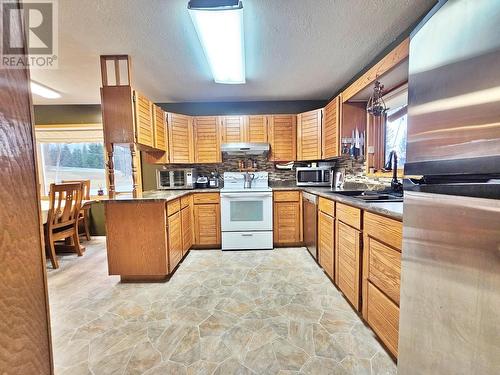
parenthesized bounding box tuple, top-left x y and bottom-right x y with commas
(220, 172, 273, 250)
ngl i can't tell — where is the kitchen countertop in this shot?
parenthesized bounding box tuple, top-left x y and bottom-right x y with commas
(103, 188, 221, 203)
(104, 185, 403, 220)
(272, 185, 403, 220)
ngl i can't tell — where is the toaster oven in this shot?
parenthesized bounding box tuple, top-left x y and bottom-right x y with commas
(156, 168, 197, 190)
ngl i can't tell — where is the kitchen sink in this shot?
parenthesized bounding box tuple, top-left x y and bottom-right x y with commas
(325, 190, 403, 202)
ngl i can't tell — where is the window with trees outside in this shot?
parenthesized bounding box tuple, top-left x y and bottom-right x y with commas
(35, 124, 133, 196)
(383, 85, 408, 169)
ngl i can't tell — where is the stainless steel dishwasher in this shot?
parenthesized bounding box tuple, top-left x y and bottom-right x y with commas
(302, 192, 318, 259)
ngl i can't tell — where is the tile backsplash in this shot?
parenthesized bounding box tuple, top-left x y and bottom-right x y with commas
(141, 154, 389, 190)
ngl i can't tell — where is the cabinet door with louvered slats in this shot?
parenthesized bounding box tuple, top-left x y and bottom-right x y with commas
(322, 96, 340, 159)
(167, 113, 193, 163)
(221, 115, 246, 143)
(194, 116, 221, 163)
(247, 115, 268, 142)
(134, 91, 154, 148)
(297, 109, 323, 161)
(153, 104, 168, 152)
(268, 115, 296, 161)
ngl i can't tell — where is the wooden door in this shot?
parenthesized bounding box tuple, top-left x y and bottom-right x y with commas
(194, 116, 221, 163)
(297, 109, 323, 161)
(153, 104, 168, 152)
(168, 113, 194, 163)
(193, 204, 221, 246)
(181, 205, 193, 255)
(336, 221, 362, 310)
(268, 115, 297, 161)
(0, 2, 53, 372)
(318, 211, 335, 280)
(247, 115, 268, 142)
(168, 211, 183, 272)
(134, 91, 154, 148)
(322, 96, 340, 159)
(221, 115, 246, 143)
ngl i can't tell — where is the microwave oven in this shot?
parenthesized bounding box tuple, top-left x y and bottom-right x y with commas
(156, 168, 197, 190)
(296, 166, 332, 187)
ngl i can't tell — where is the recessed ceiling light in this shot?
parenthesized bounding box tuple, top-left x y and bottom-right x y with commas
(188, 0, 245, 84)
(31, 81, 61, 99)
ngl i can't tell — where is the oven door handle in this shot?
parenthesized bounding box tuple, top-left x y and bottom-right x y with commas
(221, 193, 272, 198)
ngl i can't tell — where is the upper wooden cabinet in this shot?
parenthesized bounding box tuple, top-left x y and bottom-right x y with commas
(322, 96, 340, 159)
(247, 115, 268, 142)
(134, 91, 154, 148)
(193, 116, 221, 163)
(221, 115, 246, 143)
(268, 115, 297, 161)
(167, 113, 194, 164)
(297, 108, 323, 161)
(152, 104, 168, 152)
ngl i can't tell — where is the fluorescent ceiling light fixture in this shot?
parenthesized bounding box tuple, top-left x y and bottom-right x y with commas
(188, 0, 245, 84)
(31, 81, 61, 99)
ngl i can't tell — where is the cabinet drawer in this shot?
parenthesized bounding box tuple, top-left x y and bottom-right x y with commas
(274, 190, 300, 202)
(180, 194, 192, 209)
(318, 197, 335, 216)
(364, 212, 402, 250)
(366, 282, 399, 357)
(193, 192, 219, 204)
(167, 199, 180, 216)
(336, 203, 361, 230)
(365, 237, 401, 305)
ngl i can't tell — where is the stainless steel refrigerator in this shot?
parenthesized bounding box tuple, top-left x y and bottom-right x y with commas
(398, 1, 500, 374)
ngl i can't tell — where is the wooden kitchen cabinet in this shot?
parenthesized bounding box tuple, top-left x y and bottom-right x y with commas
(181, 196, 194, 255)
(268, 115, 297, 161)
(193, 116, 221, 163)
(221, 115, 246, 143)
(322, 96, 340, 159)
(297, 108, 323, 161)
(193, 193, 221, 248)
(134, 91, 154, 148)
(318, 197, 335, 280)
(273, 191, 302, 245)
(167, 210, 183, 272)
(152, 104, 168, 152)
(167, 112, 194, 163)
(363, 212, 402, 358)
(336, 203, 362, 311)
(247, 115, 268, 142)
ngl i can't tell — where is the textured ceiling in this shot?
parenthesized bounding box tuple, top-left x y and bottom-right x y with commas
(31, 0, 435, 104)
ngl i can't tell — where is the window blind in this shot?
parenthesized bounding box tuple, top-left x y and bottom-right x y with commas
(35, 124, 103, 143)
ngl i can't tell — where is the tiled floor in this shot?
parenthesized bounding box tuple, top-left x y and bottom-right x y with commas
(47, 237, 396, 375)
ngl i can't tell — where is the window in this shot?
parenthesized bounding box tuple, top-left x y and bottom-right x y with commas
(39, 142, 106, 195)
(384, 105, 407, 167)
(36, 124, 107, 196)
(383, 86, 408, 169)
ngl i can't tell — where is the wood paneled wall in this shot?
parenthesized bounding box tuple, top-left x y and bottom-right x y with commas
(0, 2, 53, 373)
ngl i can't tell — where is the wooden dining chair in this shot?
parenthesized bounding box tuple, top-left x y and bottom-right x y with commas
(63, 179, 91, 241)
(44, 182, 83, 269)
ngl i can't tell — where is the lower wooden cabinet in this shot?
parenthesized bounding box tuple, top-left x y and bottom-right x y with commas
(167, 211, 183, 272)
(181, 204, 193, 255)
(193, 193, 221, 247)
(363, 212, 402, 358)
(336, 220, 362, 311)
(318, 210, 335, 280)
(273, 191, 302, 245)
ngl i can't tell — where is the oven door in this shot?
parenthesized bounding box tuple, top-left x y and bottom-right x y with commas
(221, 192, 273, 231)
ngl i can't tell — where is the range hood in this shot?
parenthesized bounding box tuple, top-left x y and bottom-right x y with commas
(221, 142, 270, 156)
